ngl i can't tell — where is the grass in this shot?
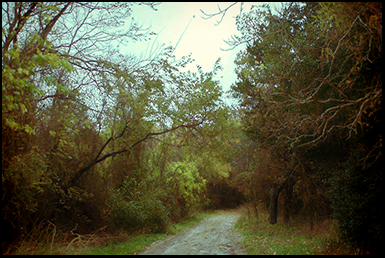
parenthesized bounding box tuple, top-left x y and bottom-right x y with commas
(11, 209, 217, 255)
(73, 233, 168, 255)
(74, 209, 217, 255)
(235, 207, 331, 255)
(10, 207, 353, 255)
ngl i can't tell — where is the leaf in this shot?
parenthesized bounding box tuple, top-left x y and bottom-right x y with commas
(57, 84, 69, 95)
(84, 120, 91, 129)
(5, 118, 20, 130)
(24, 125, 36, 135)
(20, 103, 28, 114)
(49, 130, 56, 137)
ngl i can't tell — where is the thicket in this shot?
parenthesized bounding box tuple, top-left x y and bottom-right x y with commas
(228, 2, 382, 254)
(2, 2, 244, 254)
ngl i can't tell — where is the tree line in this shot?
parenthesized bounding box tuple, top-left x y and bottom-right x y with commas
(227, 2, 382, 254)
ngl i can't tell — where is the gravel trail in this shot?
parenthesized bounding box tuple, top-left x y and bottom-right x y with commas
(137, 211, 247, 255)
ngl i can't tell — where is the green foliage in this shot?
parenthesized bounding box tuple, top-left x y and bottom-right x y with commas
(166, 160, 207, 209)
(2, 33, 73, 136)
(2, 149, 49, 245)
(2, 150, 48, 214)
(327, 148, 383, 254)
(107, 177, 170, 233)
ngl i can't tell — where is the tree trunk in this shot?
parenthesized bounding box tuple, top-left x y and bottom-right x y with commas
(269, 183, 284, 224)
(269, 164, 296, 225)
(310, 210, 315, 231)
(159, 146, 169, 188)
(253, 201, 259, 220)
(283, 175, 294, 225)
(269, 155, 297, 225)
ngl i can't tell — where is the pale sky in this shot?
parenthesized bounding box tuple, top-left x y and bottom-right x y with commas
(122, 2, 267, 101)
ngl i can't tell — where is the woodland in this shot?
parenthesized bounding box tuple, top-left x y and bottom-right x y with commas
(2, 2, 382, 255)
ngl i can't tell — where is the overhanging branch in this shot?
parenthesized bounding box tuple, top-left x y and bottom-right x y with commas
(64, 121, 203, 189)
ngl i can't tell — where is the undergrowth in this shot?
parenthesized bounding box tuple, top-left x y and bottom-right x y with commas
(6, 209, 217, 255)
(235, 206, 363, 255)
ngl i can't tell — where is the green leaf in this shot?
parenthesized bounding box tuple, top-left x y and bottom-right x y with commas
(5, 118, 20, 130)
(57, 84, 69, 95)
(20, 103, 28, 114)
(84, 120, 91, 129)
(49, 130, 56, 137)
(24, 125, 36, 135)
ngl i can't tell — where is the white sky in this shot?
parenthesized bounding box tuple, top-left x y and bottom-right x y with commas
(122, 2, 272, 101)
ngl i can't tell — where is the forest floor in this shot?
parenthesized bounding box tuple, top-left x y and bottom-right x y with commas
(137, 209, 247, 255)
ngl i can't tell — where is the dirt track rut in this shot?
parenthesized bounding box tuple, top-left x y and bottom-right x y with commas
(137, 211, 247, 255)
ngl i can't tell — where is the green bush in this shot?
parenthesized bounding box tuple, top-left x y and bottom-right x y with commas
(142, 197, 170, 233)
(109, 197, 146, 231)
(327, 149, 383, 254)
(2, 151, 49, 245)
(107, 177, 170, 233)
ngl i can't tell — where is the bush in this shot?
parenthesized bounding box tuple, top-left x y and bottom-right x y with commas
(142, 197, 170, 233)
(109, 197, 147, 232)
(107, 177, 170, 233)
(327, 149, 383, 254)
(2, 151, 49, 248)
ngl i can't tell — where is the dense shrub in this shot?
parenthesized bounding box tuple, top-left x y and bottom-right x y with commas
(143, 197, 170, 232)
(107, 177, 170, 233)
(327, 149, 383, 254)
(2, 151, 49, 246)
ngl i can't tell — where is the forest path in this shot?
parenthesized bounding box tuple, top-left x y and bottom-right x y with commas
(137, 209, 247, 255)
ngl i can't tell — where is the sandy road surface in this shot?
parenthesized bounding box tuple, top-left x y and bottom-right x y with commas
(137, 211, 247, 255)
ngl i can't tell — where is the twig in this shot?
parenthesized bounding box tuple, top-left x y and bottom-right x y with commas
(200, 2, 239, 26)
(47, 220, 57, 253)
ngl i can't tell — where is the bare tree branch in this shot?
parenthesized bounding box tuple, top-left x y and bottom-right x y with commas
(2, 2, 38, 54)
(200, 2, 240, 26)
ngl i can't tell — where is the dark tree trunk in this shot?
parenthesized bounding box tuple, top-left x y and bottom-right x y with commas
(253, 201, 259, 220)
(283, 175, 294, 225)
(310, 210, 315, 231)
(269, 159, 296, 225)
(251, 188, 259, 220)
(269, 182, 284, 224)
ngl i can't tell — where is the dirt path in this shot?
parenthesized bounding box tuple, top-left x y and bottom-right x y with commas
(137, 210, 247, 255)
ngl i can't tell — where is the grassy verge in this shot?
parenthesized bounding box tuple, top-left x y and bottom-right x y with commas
(235, 210, 330, 255)
(10, 209, 217, 255)
(72, 209, 217, 255)
(70, 232, 168, 255)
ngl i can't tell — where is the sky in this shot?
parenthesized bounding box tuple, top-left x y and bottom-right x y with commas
(122, 2, 277, 104)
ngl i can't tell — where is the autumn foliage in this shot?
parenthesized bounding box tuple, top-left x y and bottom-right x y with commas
(230, 2, 382, 254)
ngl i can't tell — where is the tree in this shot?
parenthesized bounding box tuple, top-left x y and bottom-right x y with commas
(2, 2, 234, 250)
(230, 2, 382, 253)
